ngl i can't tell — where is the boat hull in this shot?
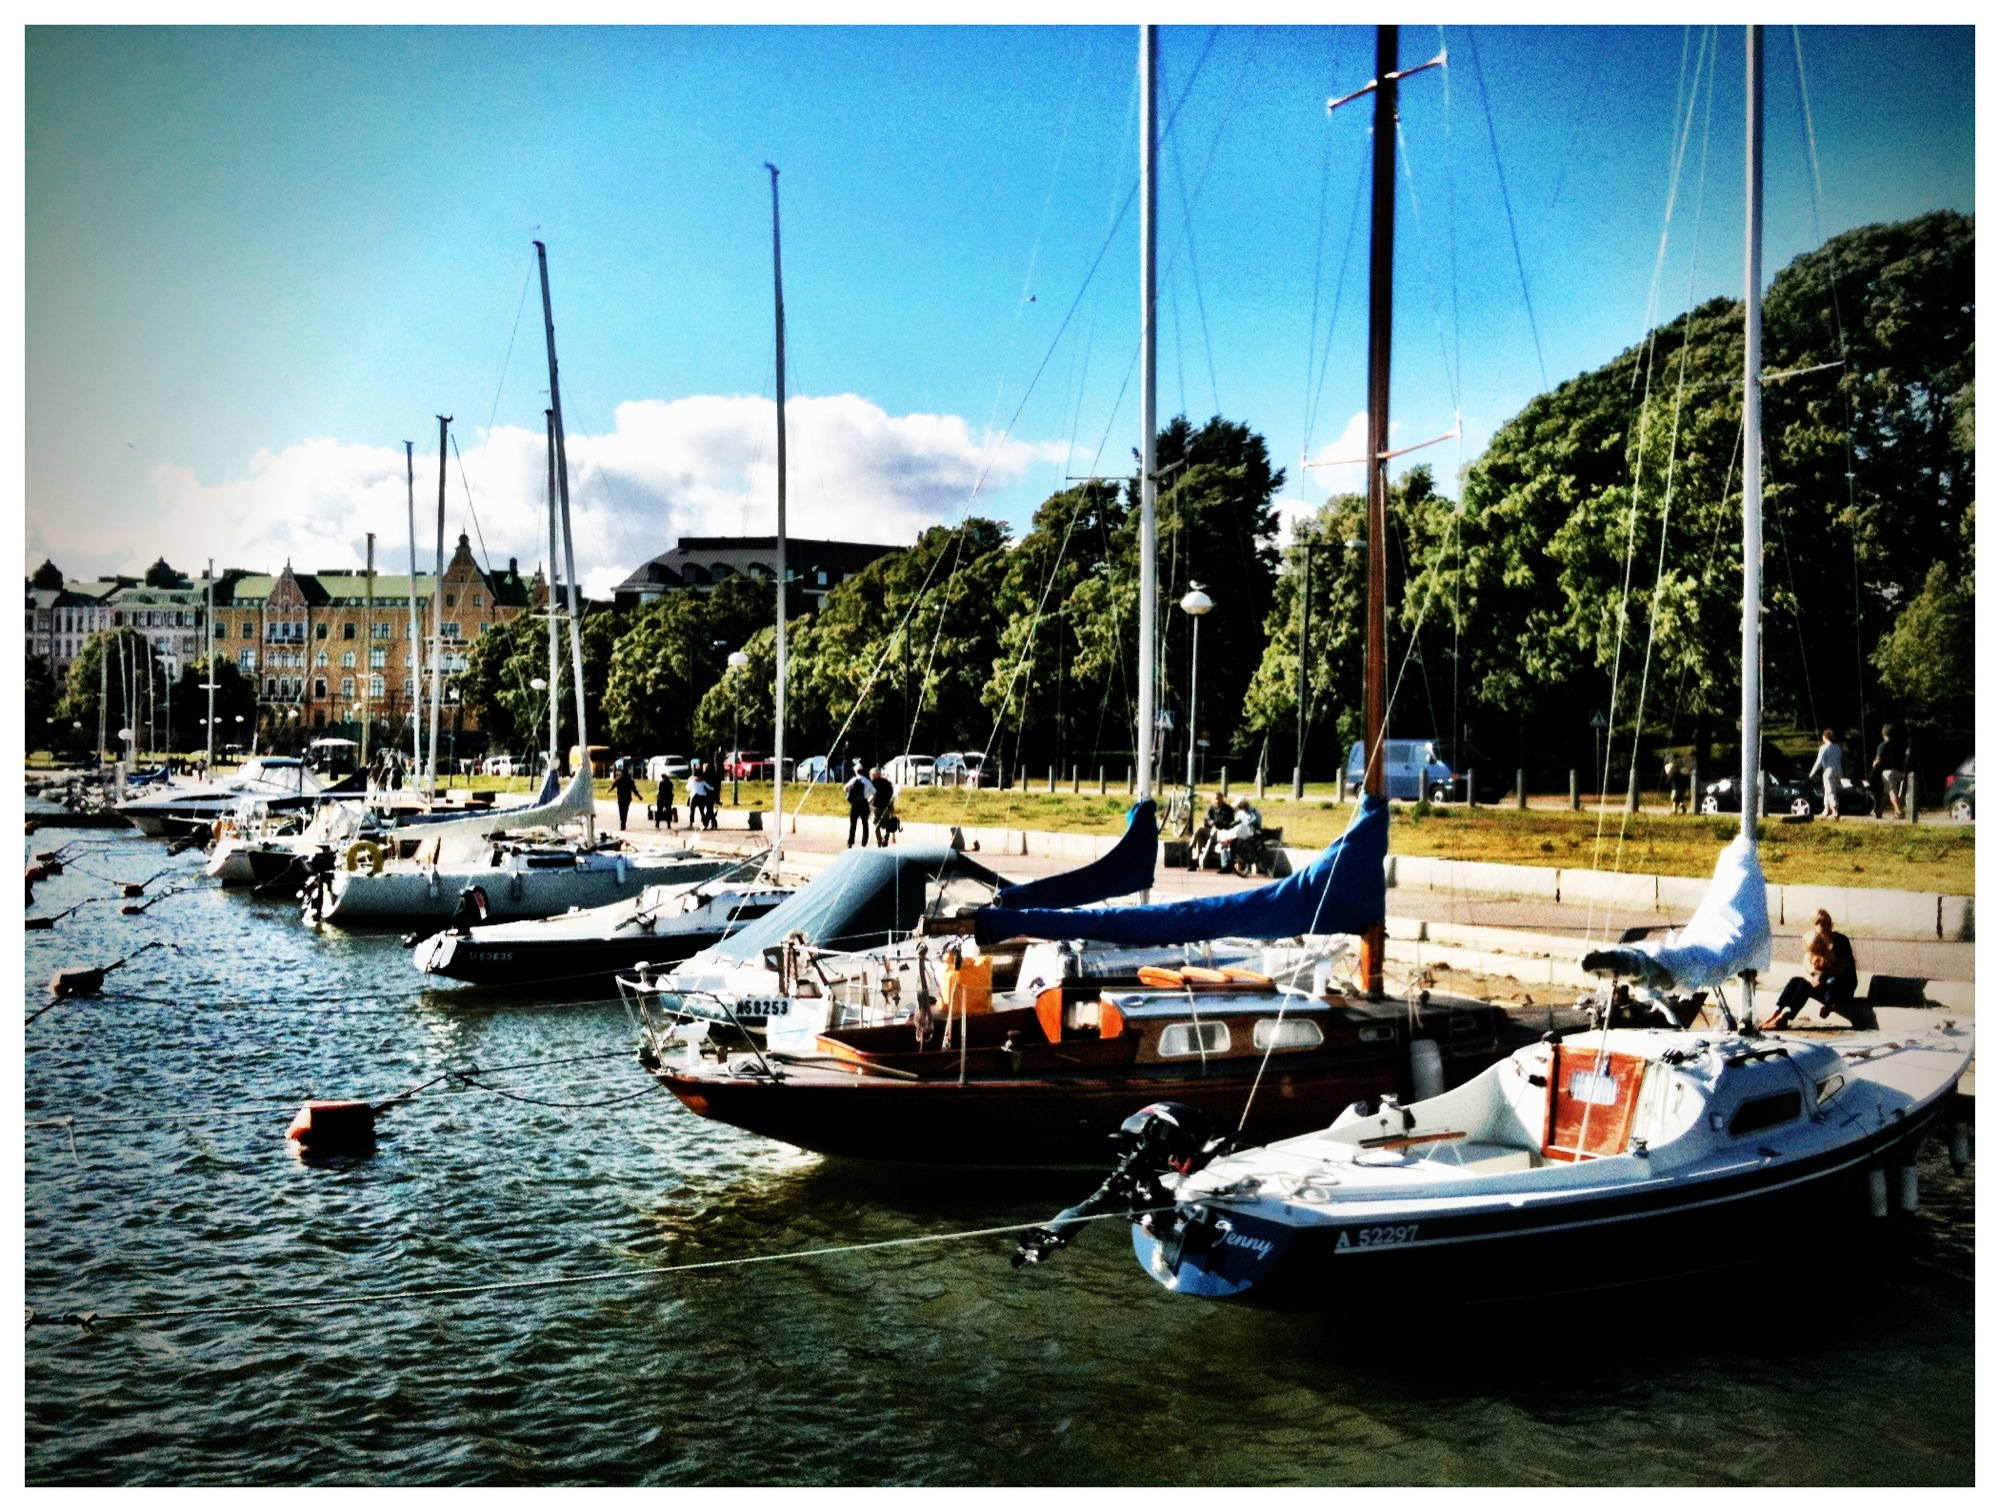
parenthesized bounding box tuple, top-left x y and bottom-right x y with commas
(316, 856, 730, 926)
(1135, 1088, 1962, 1307)
(419, 926, 741, 988)
(660, 1051, 1426, 1168)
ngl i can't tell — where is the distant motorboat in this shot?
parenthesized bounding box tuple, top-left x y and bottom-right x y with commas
(118, 756, 348, 838)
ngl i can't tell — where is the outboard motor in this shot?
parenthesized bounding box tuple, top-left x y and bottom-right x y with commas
(1013, 1102, 1226, 1269)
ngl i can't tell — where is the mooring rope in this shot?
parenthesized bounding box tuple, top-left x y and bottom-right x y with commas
(24, 1205, 1170, 1333)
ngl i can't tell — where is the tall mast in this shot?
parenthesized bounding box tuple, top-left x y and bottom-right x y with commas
(404, 441, 423, 773)
(203, 558, 215, 773)
(535, 240, 592, 838)
(427, 415, 449, 793)
(766, 163, 788, 854)
(545, 408, 561, 775)
(361, 531, 375, 770)
(1136, 24, 1158, 806)
(1356, 24, 1399, 1000)
(1740, 25, 1764, 845)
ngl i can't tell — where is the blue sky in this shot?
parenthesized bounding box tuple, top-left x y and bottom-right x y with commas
(22, 21, 1977, 596)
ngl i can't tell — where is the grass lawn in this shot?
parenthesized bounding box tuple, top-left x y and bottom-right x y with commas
(657, 780, 1975, 896)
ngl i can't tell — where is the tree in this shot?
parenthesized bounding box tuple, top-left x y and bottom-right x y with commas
(602, 576, 775, 756)
(169, 655, 256, 751)
(25, 650, 59, 751)
(457, 602, 626, 762)
(60, 629, 164, 754)
(1872, 561, 1973, 733)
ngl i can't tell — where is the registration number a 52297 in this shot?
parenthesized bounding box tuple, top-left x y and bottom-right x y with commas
(1334, 1223, 1419, 1250)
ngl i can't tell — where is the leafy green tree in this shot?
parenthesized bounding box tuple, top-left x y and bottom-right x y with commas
(59, 629, 162, 752)
(1872, 561, 1973, 732)
(602, 576, 775, 755)
(169, 655, 256, 750)
(459, 602, 626, 761)
(25, 650, 60, 751)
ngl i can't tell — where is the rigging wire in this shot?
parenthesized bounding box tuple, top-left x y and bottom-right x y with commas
(1463, 29, 1548, 392)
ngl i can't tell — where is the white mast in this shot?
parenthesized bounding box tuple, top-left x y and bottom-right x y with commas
(404, 441, 423, 774)
(203, 558, 215, 774)
(427, 415, 449, 793)
(1740, 25, 1764, 846)
(766, 163, 788, 856)
(1136, 24, 1158, 806)
(545, 408, 561, 776)
(535, 240, 593, 840)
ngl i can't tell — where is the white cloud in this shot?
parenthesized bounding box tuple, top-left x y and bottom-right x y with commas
(32, 394, 1062, 598)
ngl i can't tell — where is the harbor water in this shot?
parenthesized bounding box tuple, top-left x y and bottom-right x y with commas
(24, 822, 1976, 1486)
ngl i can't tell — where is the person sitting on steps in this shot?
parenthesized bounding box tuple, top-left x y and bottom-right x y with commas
(1188, 793, 1233, 870)
(1764, 908, 1873, 1030)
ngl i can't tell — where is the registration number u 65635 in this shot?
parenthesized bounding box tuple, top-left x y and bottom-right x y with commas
(1335, 1223, 1419, 1250)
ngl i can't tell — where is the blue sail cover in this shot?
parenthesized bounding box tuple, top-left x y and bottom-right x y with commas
(992, 799, 1157, 912)
(974, 794, 1388, 948)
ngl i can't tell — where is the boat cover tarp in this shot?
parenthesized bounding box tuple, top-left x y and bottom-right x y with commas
(973, 794, 1388, 948)
(992, 799, 1156, 912)
(1581, 835, 1772, 992)
(710, 844, 1012, 964)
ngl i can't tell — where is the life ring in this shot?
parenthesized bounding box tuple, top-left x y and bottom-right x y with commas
(343, 839, 385, 875)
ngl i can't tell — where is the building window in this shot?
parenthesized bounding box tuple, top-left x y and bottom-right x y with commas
(340, 676, 355, 698)
(440, 623, 462, 642)
(342, 623, 356, 640)
(372, 621, 393, 638)
(314, 622, 327, 639)
(341, 650, 356, 669)
(239, 648, 257, 671)
(369, 648, 386, 669)
(445, 593, 456, 608)
(314, 678, 328, 699)
(315, 650, 329, 668)
(242, 622, 253, 639)
(369, 675, 385, 699)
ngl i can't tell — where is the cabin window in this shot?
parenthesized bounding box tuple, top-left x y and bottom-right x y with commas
(1253, 1018, 1324, 1051)
(1566, 1069, 1625, 1106)
(1814, 1073, 1845, 1106)
(1728, 1090, 1802, 1137)
(1159, 1022, 1230, 1058)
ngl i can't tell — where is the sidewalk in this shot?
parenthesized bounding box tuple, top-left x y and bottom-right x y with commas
(596, 798, 1974, 1015)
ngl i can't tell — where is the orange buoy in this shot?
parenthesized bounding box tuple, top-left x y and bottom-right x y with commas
(49, 966, 108, 997)
(120, 883, 145, 898)
(287, 1100, 377, 1153)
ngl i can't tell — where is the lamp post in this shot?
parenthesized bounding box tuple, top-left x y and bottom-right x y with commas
(530, 676, 549, 773)
(727, 650, 750, 805)
(1179, 585, 1213, 816)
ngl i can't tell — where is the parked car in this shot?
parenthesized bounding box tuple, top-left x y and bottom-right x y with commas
(883, 754, 935, 787)
(1943, 756, 1975, 821)
(480, 753, 523, 777)
(796, 754, 832, 783)
(646, 754, 691, 782)
(1342, 739, 1500, 802)
(568, 745, 612, 779)
(724, 751, 795, 781)
(933, 751, 993, 788)
(1701, 767, 1874, 819)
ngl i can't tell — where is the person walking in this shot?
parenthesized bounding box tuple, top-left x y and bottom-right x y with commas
(612, 759, 639, 830)
(655, 772, 676, 830)
(1807, 729, 1846, 820)
(1872, 722, 1908, 820)
(870, 767, 898, 845)
(1663, 754, 1689, 815)
(843, 761, 875, 848)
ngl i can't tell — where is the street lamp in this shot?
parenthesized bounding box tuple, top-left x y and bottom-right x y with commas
(727, 650, 750, 805)
(1179, 585, 1213, 814)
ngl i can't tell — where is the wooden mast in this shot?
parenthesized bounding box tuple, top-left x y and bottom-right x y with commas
(1358, 24, 1398, 1000)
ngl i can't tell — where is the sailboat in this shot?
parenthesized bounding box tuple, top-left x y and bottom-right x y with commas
(636, 30, 1547, 1166)
(302, 247, 726, 927)
(1031, 27, 1973, 1304)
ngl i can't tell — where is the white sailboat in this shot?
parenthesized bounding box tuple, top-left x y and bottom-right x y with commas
(1056, 28, 1972, 1307)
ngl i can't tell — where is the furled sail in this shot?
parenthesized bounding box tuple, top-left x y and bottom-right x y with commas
(1581, 835, 1772, 992)
(991, 799, 1157, 912)
(974, 794, 1386, 948)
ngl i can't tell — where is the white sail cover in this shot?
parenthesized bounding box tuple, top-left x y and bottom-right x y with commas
(415, 764, 598, 862)
(1584, 835, 1772, 993)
